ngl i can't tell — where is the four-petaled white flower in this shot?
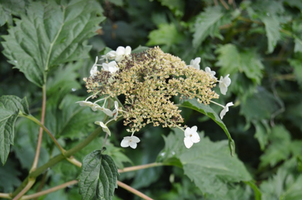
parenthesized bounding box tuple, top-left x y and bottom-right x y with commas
(205, 67, 216, 79)
(189, 57, 201, 70)
(102, 61, 119, 74)
(112, 101, 119, 120)
(121, 135, 140, 149)
(90, 57, 101, 78)
(95, 121, 111, 136)
(219, 74, 231, 95)
(115, 46, 132, 62)
(220, 102, 234, 119)
(184, 126, 200, 149)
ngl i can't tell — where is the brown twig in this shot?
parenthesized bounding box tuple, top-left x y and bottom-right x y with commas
(117, 181, 153, 200)
(219, 0, 230, 10)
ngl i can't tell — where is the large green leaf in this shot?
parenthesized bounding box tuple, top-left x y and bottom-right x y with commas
(159, 129, 252, 197)
(78, 150, 118, 200)
(0, 159, 21, 192)
(0, 95, 29, 165)
(179, 98, 235, 156)
(192, 6, 231, 48)
(1, 0, 105, 87)
(215, 44, 264, 84)
(0, 0, 26, 26)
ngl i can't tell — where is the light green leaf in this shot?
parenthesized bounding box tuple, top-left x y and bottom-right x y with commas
(179, 98, 235, 156)
(288, 57, 302, 87)
(259, 125, 291, 168)
(1, 0, 105, 87)
(78, 150, 118, 200)
(0, 0, 26, 26)
(158, 0, 184, 17)
(260, 158, 302, 200)
(193, 6, 231, 48)
(215, 44, 264, 84)
(261, 15, 281, 54)
(0, 95, 29, 165)
(147, 23, 184, 46)
(253, 120, 270, 150)
(160, 129, 252, 197)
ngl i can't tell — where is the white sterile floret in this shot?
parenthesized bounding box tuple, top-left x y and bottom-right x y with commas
(205, 67, 216, 79)
(184, 126, 200, 149)
(112, 101, 119, 120)
(120, 135, 140, 149)
(189, 57, 201, 70)
(102, 61, 119, 74)
(95, 121, 111, 136)
(219, 74, 231, 95)
(103, 50, 116, 60)
(115, 46, 132, 62)
(220, 102, 234, 119)
(76, 101, 94, 107)
(96, 106, 113, 117)
(90, 56, 101, 78)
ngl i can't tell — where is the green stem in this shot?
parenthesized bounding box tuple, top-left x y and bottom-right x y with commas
(20, 114, 65, 154)
(21, 180, 78, 200)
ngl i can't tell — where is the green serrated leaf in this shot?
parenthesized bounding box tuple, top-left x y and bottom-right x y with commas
(261, 15, 281, 54)
(260, 158, 302, 200)
(160, 129, 251, 197)
(79, 150, 118, 200)
(193, 6, 231, 48)
(147, 23, 184, 47)
(179, 98, 235, 156)
(0, 95, 29, 165)
(289, 57, 302, 87)
(0, 0, 26, 26)
(1, 0, 105, 87)
(215, 44, 264, 84)
(259, 125, 291, 168)
(131, 45, 149, 54)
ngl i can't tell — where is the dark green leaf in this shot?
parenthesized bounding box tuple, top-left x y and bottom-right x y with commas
(1, 0, 105, 87)
(0, 159, 21, 192)
(193, 6, 231, 48)
(0, 95, 29, 164)
(78, 150, 118, 200)
(160, 129, 251, 197)
(179, 98, 235, 156)
(240, 87, 281, 122)
(0, 0, 26, 26)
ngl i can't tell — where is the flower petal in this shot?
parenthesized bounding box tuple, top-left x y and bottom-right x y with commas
(129, 142, 138, 149)
(184, 137, 193, 148)
(121, 137, 130, 147)
(191, 132, 200, 143)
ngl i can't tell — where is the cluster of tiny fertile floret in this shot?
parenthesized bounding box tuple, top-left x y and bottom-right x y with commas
(84, 47, 219, 133)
